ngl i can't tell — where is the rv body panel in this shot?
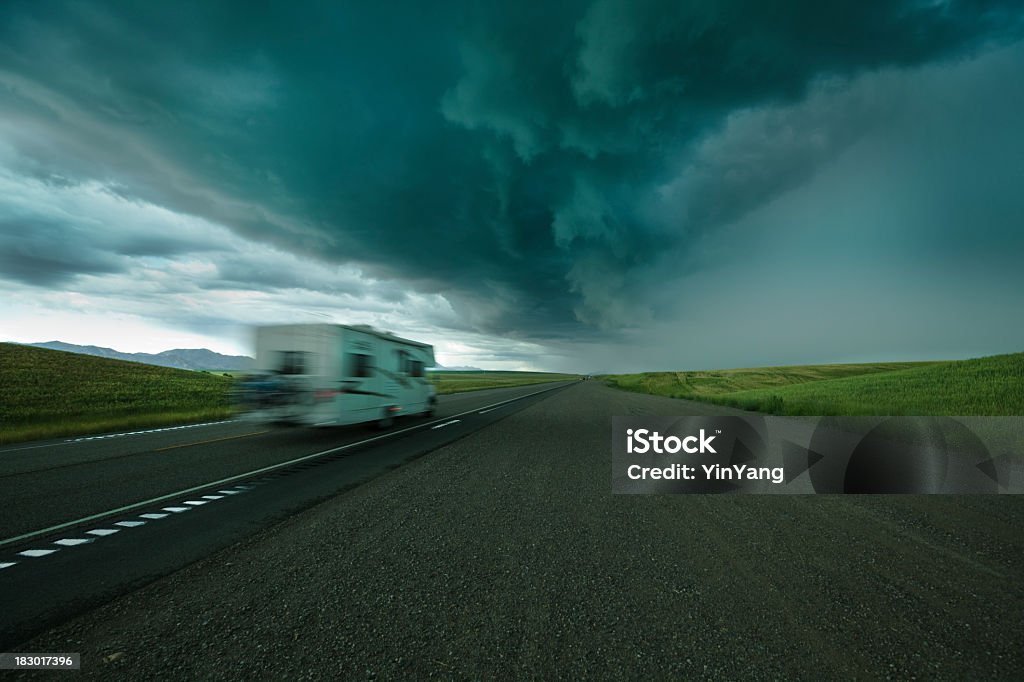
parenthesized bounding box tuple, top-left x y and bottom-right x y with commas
(239, 324, 435, 427)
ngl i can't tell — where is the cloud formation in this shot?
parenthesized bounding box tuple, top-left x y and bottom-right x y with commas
(0, 1, 1022, 368)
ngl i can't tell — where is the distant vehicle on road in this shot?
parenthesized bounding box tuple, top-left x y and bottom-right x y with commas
(235, 324, 436, 428)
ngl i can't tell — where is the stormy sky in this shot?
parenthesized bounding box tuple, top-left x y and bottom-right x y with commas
(1, 1, 1022, 371)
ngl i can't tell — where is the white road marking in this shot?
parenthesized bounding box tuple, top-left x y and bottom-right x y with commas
(19, 549, 58, 557)
(139, 513, 168, 520)
(0, 382, 570, 550)
(0, 420, 241, 454)
(431, 419, 461, 430)
(218, 490, 241, 495)
(201, 495, 223, 500)
(54, 538, 93, 546)
(0, 562, 16, 569)
(478, 405, 505, 414)
(163, 507, 190, 513)
(64, 420, 239, 443)
(87, 528, 119, 536)
(115, 520, 146, 527)
(183, 500, 207, 506)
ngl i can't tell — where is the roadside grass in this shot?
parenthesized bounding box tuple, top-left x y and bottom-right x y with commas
(5, 410, 236, 445)
(0, 343, 234, 445)
(0, 344, 578, 444)
(605, 353, 1024, 416)
(430, 371, 579, 395)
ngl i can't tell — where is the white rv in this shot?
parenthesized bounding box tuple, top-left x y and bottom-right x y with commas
(236, 323, 436, 428)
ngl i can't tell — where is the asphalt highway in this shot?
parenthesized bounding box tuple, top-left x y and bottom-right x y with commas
(0, 382, 573, 541)
(4, 380, 1023, 679)
(0, 381, 576, 648)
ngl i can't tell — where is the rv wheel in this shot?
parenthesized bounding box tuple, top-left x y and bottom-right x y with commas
(377, 408, 395, 430)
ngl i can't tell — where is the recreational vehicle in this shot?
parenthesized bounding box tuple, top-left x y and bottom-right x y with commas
(236, 324, 436, 428)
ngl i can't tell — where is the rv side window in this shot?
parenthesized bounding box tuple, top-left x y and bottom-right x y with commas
(394, 349, 408, 374)
(410, 360, 425, 378)
(278, 351, 308, 375)
(346, 353, 374, 378)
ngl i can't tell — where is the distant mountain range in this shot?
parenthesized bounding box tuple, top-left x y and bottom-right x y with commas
(27, 341, 485, 372)
(29, 341, 254, 371)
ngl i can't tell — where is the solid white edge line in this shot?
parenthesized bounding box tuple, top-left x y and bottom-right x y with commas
(430, 419, 461, 430)
(0, 419, 240, 454)
(0, 381, 570, 549)
(64, 419, 240, 443)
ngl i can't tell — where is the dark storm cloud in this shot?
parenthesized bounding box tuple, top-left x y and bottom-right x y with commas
(0, 216, 124, 286)
(0, 1, 1021, 339)
(0, 173, 237, 287)
(213, 254, 410, 303)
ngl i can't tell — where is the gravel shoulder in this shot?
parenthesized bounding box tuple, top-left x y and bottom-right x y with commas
(14, 381, 1024, 680)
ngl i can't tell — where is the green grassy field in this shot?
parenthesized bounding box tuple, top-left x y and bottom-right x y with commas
(0, 344, 578, 444)
(430, 371, 579, 395)
(605, 353, 1024, 416)
(0, 343, 235, 444)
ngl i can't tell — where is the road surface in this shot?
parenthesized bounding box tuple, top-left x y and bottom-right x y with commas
(3, 380, 1023, 679)
(0, 382, 575, 649)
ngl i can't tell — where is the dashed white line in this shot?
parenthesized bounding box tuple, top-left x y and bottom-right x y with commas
(65, 420, 239, 443)
(0, 561, 16, 569)
(0, 486, 239, 567)
(19, 549, 58, 557)
(0, 496, 231, 568)
(431, 419, 461, 430)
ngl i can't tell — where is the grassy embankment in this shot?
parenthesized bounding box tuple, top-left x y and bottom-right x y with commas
(0, 343, 235, 444)
(430, 371, 578, 395)
(0, 344, 577, 444)
(605, 353, 1024, 416)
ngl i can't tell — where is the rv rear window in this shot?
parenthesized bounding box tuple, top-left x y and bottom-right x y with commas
(410, 360, 425, 378)
(277, 351, 308, 375)
(346, 353, 374, 378)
